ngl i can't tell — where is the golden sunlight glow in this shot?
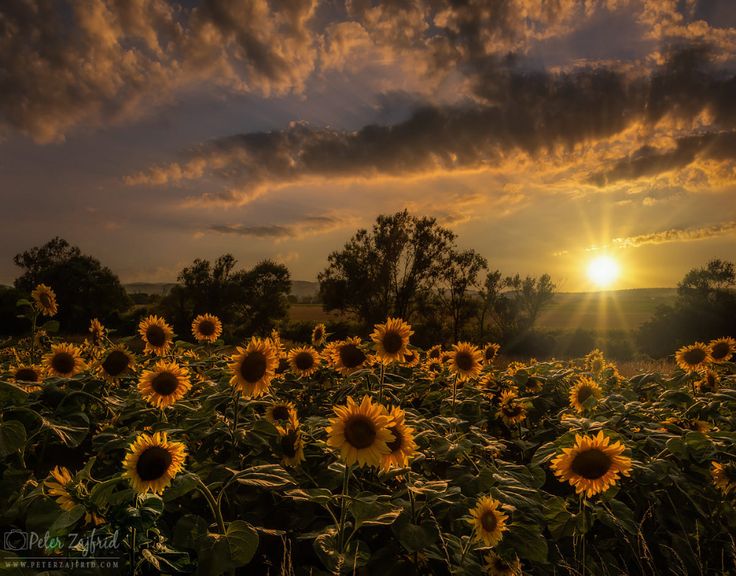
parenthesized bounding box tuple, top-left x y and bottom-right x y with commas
(587, 256, 620, 288)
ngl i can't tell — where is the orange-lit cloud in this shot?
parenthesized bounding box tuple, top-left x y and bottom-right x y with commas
(612, 220, 736, 248)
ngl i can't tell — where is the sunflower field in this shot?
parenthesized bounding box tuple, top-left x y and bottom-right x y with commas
(1, 286, 736, 575)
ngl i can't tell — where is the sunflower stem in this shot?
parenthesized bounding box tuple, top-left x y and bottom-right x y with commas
(30, 309, 38, 364)
(129, 527, 136, 574)
(195, 476, 227, 534)
(378, 364, 385, 404)
(231, 390, 240, 447)
(337, 464, 351, 553)
(579, 495, 587, 576)
(459, 534, 473, 567)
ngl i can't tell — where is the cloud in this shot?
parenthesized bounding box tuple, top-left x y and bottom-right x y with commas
(207, 214, 345, 238)
(612, 220, 736, 248)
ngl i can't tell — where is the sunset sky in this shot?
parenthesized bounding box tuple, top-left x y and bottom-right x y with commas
(1, 0, 735, 291)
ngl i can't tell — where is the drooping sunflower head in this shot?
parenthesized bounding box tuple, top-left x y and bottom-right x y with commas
(427, 345, 444, 361)
(191, 314, 223, 343)
(326, 395, 394, 468)
(312, 323, 327, 347)
(695, 369, 719, 394)
(550, 431, 632, 498)
(31, 284, 58, 316)
(88, 318, 106, 346)
(402, 349, 420, 368)
(708, 337, 736, 363)
(569, 376, 602, 413)
(449, 342, 483, 381)
(468, 495, 509, 548)
(711, 461, 736, 496)
(98, 346, 135, 382)
(584, 348, 606, 374)
(228, 337, 279, 398)
(278, 424, 305, 468)
(44, 466, 76, 511)
(675, 342, 712, 372)
(331, 337, 370, 376)
(266, 401, 298, 426)
(287, 346, 321, 377)
(370, 317, 413, 364)
(138, 360, 191, 409)
(138, 315, 175, 355)
(43, 343, 86, 378)
(380, 406, 418, 472)
(483, 343, 501, 364)
(123, 432, 186, 495)
(497, 390, 527, 426)
(484, 553, 522, 576)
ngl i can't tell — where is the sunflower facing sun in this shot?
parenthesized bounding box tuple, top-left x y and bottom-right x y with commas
(43, 343, 86, 378)
(31, 284, 58, 316)
(138, 360, 192, 409)
(123, 432, 187, 495)
(569, 376, 602, 413)
(551, 431, 632, 498)
(708, 337, 736, 363)
(138, 315, 175, 355)
(191, 313, 223, 343)
(228, 337, 279, 398)
(326, 395, 394, 468)
(675, 342, 712, 372)
(287, 346, 321, 377)
(98, 346, 135, 382)
(448, 342, 484, 381)
(370, 317, 413, 364)
(468, 495, 509, 547)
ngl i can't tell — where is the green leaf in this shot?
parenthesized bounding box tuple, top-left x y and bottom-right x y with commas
(504, 523, 548, 564)
(48, 505, 85, 537)
(597, 500, 637, 535)
(0, 382, 28, 405)
(284, 487, 334, 505)
(197, 521, 259, 576)
(235, 464, 295, 489)
(0, 421, 26, 458)
(173, 514, 210, 550)
(39, 320, 59, 333)
(350, 499, 402, 529)
(544, 497, 575, 540)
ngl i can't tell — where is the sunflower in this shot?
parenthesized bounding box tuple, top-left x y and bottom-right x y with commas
(449, 342, 483, 381)
(483, 343, 501, 364)
(523, 376, 543, 394)
(550, 431, 632, 498)
(569, 376, 602, 413)
(708, 337, 736, 363)
(426, 345, 444, 362)
(138, 361, 191, 409)
(31, 284, 58, 316)
(287, 346, 321, 377)
(484, 553, 522, 576)
(380, 407, 418, 471)
(43, 343, 86, 378)
(265, 401, 298, 426)
(711, 461, 736, 496)
(331, 337, 370, 376)
(694, 369, 719, 393)
(468, 495, 509, 547)
(98, 346, 135, 382)
(675, 342, 712, 372)
(138, 315, 175, 355)
(88, 318, 106, 346)
(44, 466, 76, 511)
(584, 348, 606, 375)
(326, 395, 394, 468)
(228, 337, 279, 398)
(312, 323, 327, 347)
(191, 313, 222, 343)
(661, 417, 710, 433)
(12, 364, 43, 385)
(497, 390, 527, 426)
(505, 362, 526, 377)
(402, 349, 420, 368)
(371, 317, 413, 364)
(123, 432, 186, 495)
(424, 358, 444, 375)
(277, 423, 305, 468)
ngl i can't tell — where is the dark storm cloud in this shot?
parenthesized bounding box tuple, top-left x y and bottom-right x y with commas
(209, 215, 341, 237)
(128, 44, 736, 201)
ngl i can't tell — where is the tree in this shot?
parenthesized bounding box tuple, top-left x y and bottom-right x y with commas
(438, 249, 488, 342)
(159, 255, 290, 340)
(638, 259, 736, 357)
(13, 237, 130, 332)
(318, 210, 456, 325)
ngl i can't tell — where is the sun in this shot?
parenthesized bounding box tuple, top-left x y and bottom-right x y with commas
(587, 256, 620, 288)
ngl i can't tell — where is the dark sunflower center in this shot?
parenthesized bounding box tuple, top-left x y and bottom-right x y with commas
(281, 430, 298, 457)
(386, 425, 403, 452)
(429, 348, 441, 360)
(313, 328, 323, 341)
(456, 351, 475, 372)
(135, 446, 173, 481)
(52, 352, 75, 374)
(146, 325, 167, 347)
(272, 405, 291, 420)
(711, 342, 730, 360)
(198, 320, 216, 336)
(240, 351, 267, 383)
(571, 448, 612, 480)
(683, 348, 707, 365)
(577, 386, 594, 403)
(102, 350, 130, 376)
(480, 510, 498, 532)
(339, 344, 366, 369)
(15, 368, 39, 382)
(484, 348, 496, 361)
(503, 404, 522, 417)
(151, 371, 180, 395)
(382, 331, 404, 354)
(344, 415, 376, 449)
(404, 351, 416, 363)
(294, 352, 314, 371)
(39, 293, 52, 307)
